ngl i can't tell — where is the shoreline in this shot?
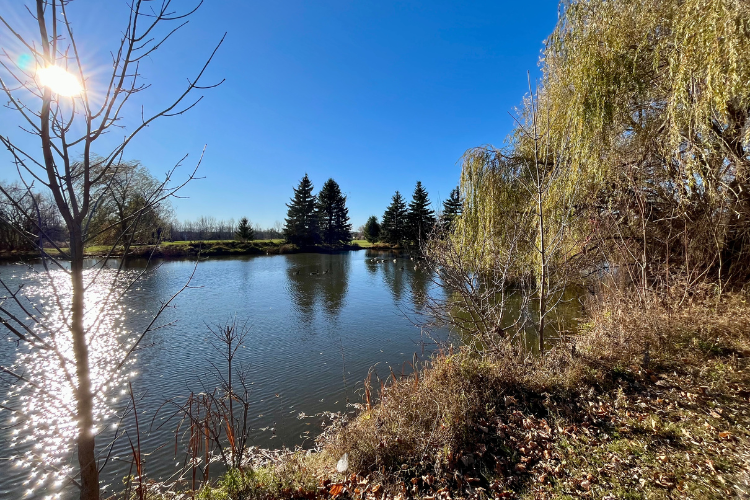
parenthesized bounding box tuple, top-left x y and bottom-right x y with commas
(0, 240, 402, 262)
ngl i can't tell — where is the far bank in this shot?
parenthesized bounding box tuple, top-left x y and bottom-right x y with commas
(0, 239, 404, 261)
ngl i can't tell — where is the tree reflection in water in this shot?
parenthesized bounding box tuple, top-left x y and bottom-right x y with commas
(287, 253, 350, 327)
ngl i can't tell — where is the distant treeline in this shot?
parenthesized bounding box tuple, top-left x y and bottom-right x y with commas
(169, 217, 283, 242)
(0, 167, 458, 253)
(0, 182, 65, 251)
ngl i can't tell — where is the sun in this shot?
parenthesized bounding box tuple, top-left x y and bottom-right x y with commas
(37, 65, 82, 96)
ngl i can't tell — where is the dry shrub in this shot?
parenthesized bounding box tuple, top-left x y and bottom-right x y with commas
(277, 244, 299, 255)
(325, 288, 750, 485)
(329, 350, 501, 475)
(327, 344, 573, 480)
(576, 286, 750, 374)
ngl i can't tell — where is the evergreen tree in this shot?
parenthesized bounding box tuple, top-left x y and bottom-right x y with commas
(316, 178, 352, 245)
(283, 174, 319, 245)
(363, 215, 381, 243)
(407, 181, 435, 244)
(381, 191, 408, 245)
(440, 186, 463, 231)
(235, 217, 255, 241)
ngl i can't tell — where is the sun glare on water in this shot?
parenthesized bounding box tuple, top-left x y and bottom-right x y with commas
(37, 65, 81, 96)
(4, 268, 136, 497)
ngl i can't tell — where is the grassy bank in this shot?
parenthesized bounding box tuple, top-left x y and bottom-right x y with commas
(350, 240, 401, 250)
(0, 240, 373, 261)
(182, 292, 750, 500)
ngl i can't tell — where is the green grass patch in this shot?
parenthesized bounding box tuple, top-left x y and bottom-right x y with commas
(351, 239, 373, 248)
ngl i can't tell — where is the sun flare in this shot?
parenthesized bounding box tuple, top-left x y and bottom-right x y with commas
(37, 66, 81, 96)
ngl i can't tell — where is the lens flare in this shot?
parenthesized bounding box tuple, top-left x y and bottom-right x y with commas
(17, 54, 33, 71)
(37, 66, 81, 96)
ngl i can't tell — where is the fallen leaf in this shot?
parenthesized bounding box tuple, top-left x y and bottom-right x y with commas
(329, 484, 344, 497)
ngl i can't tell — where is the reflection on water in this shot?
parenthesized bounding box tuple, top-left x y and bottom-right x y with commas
(287, 253, 350, 324)
(365, 255, 432, 310)
(0, 251, 446, 499)
(445, 284, 584, 353)
(1, 267, 138, 498)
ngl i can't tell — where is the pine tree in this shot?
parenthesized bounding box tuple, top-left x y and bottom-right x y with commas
(407, 181, 435, 244)
(284, 174, 319, 245)
(363, 215, 381, 243)
(381, 191, 408, 245)
(316, 178, 352, 245)
(440, 186, 463, 231)
(235, 217, 255, 241)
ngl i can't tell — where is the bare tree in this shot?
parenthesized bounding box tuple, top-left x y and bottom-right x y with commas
(422, 221, 532, 354)
(508, 77, 581, 355)
(0, 1, 224, 499)
(84, 159, 174, 246)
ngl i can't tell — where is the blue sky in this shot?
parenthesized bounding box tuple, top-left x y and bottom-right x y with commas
(0, 0, 560, 228)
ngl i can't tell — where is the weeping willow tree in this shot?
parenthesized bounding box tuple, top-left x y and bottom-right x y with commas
(432, 0, 750, 352)
(542, 0, 750, 292)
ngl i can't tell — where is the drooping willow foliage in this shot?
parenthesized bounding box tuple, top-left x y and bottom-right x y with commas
(451, 0, 750, 296)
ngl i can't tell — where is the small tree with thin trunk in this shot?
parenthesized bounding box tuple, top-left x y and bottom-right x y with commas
(0, 2, 224, 499)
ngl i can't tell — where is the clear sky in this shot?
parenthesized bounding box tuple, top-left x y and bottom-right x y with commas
(0, 0, 561, 229)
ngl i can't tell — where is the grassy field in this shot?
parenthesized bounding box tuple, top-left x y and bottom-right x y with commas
(2, 239, 379, 262)
(71, 239, 362, 259)
(351, 239, 373, 248)
(161, 239, 285, 246)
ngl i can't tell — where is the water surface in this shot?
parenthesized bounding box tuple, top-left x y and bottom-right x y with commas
(0, 250, 445, 498)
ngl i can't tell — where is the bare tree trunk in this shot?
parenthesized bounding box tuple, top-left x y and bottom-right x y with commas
(537, 182, 546, 355)
(70, 229, 100, 500)
(530, 76, 546, 356)
(0, 3, 223, 497)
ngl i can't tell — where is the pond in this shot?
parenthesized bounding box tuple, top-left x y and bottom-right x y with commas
(0, 250, 448, 499)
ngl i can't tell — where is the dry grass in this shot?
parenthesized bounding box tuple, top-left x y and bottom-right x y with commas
(315, 291, 750, 498)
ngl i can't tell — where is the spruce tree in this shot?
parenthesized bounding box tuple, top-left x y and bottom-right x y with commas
(407, 181, 435, 244)
(381, 191, 408, 244)
(363, 215, 381, 243)
(316, 178, 352, 245)
(235, 217, 255, 241)
(284, 174, 319, 245)
(440, 186, 463, 231)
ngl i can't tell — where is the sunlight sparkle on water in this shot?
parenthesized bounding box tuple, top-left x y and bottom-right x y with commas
(4, 268, 139, 493)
